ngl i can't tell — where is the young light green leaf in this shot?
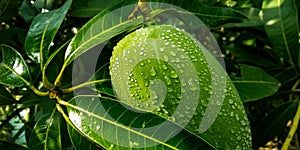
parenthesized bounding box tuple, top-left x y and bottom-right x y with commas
(252, 101, 298, 148)
(0, 44, 32, 87)
(28, 108, 62, 150)
(233, 64, 281, 102)
(0, 86, 18, 105)
(25, 0, 72, 65)
(262, 0, 299, 66)
(66, 96, 215, 149)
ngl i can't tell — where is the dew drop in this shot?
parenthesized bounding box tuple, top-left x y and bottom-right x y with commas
(96, 125, 100, 130)
(170, 71, 178, 78)
(170, 51, 176, 56)
(150, 67, 156, 77)
(188, 78, 198, 91)
(164, 55, 169, 61)
(164, 76, 172, 85)
(240, 120, 247, 126)
(162, 64, 168, 70)
(229, 99, 233, 104)
(164, 42, 170, 46)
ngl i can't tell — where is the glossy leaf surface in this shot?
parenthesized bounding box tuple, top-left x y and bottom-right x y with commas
(67, 96, 215, 149)
(28, 108, 62, 150)
(25, 0, 72, 64)
(0, 44, 32, 87)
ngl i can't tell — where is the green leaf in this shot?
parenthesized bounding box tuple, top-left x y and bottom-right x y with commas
(25, 0, 72, 64)
(0, 140, 27, 150)
(63, 3, 145, 66)
(0, 86, 18, 105)
(70, 0, 127, 18)
(89, 63, 114, 96)
(66, 96, 215, 149)
(233, 64, 281, 102)
(28, 108, 62, 150)
(252, 101, 298, 148)
(0, 44, 32, 87)
(191, 5, 247, 28)
(67, 123, 102, 150)
(262, 0, 300, 66)
(223, 7, 264, 28)
(19, 0, 38, 24)
(19, 92, 49, 107)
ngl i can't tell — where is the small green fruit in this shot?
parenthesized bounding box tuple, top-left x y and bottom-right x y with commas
(110, 25, 251, 149)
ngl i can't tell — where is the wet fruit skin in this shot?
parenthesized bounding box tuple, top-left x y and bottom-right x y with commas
(110, 25, 252, 149)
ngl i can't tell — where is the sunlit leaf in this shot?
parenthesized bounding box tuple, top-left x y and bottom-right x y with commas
(63, 3, 145, 66)
(67, 123, 103, 150)
(28, 108, 62, 150)
(262, 0, 299, 66)
(66, 96, 215, 149)
(0, 86, 17, 105)
(25, 0, 72, 64)
(233, 64, 281, 102)
(0, 44, 32, 87)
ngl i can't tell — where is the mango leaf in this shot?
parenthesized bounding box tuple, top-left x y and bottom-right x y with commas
(19, 92, 50, 107)
(67, 123, 103, 150)
(25, 0, 72, 64)
(0, 140, 27, 150)
(192, 5, 247, 28)
(28, 108, 62, 150)
(63, 3, 144, 66)
(89, 63, 114, 96)
(19, 0, 38, 24)
(0, 44, 32, 87)
(223, 7, 264, 28)
(262, 0, 299, 66)
(70, 0, 129, 18)
(252, 101, 298, 148)
(66, 96, 215, 149)
(233, 64, 281, 102)
(0, 86, 18, 105)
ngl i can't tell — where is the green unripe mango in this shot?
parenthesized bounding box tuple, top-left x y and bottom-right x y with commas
(110, 25, 251, 149)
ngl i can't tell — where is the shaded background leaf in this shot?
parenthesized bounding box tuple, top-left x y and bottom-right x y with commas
(233, 64, 281, 102)
(252, 101, 298, 148)
(67, 96, 215, 149)
(0, 139, 27, 150)
(0, 86, 18, 105)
